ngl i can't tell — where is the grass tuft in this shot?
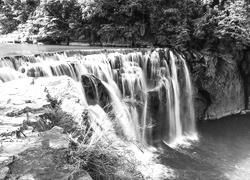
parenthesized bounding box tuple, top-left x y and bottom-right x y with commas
(67, 109, 144, 180)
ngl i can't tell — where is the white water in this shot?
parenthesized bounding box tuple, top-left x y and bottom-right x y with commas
(170, 52, 182, 142)
(181, 57, 196, 134)
(0, 49, 196, 146)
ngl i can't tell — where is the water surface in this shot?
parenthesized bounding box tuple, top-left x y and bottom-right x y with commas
(161, 114, 250, 180)
(0, 43, 111, 57)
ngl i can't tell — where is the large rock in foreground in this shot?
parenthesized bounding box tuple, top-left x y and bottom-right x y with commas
(0, 76, 93, 180)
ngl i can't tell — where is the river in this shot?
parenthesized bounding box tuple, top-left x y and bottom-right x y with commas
(0, 43, 115, 57)
(1, 43, 250, 180)
(161, 114, 250, 180)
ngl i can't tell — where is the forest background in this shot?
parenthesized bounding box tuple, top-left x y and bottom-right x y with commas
(0, 0, 249, 52)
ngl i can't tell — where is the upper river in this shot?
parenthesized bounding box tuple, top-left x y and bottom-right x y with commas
(0, 43, 116, 57)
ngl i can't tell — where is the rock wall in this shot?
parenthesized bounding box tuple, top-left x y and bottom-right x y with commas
(188, 43, 245, 120)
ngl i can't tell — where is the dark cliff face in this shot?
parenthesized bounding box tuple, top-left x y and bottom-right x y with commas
(187, 42, 245, 120)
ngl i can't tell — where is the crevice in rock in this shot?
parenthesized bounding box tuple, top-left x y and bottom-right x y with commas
(197, 89, 212, 120)
(239, 48, 250, 110)
(243, 74, 249, 110)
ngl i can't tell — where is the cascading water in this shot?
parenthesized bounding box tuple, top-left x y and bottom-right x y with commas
(0, 49, 197, 147)
(169, 51, 182, 141)
(0, 67, 26, 82)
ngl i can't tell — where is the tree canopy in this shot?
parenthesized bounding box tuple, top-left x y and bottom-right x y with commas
(0, 0, 249, 49)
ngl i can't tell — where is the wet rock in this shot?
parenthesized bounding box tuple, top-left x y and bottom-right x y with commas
(0, 166, 10, 180)
(147, 85, 170, 143)
(192, 47, 244, 120)
(71, 170, 93, 180)
(194, 97, 207, 120)
(7, 147, 93, 180)
(244, 110, 250, 114)
(41, 126, 69, 149)
(9, 148, 69, 179)
(81, 74, 111, 108)
(240, 110, 247, 115)
(18, 174, 35, 180)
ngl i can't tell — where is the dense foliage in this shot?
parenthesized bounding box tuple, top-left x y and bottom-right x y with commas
(0, 0, 250, 49)
(0, 0, 38, 35)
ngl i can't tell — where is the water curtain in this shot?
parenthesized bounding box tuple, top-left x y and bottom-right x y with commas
(0, 49, 196, 146)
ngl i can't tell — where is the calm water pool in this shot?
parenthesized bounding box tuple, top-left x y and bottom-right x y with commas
(160, 114, 250, 180)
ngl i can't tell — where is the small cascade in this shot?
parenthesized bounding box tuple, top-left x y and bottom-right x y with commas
(87, 104, 115, 133)
(0, 49, 197, 147)
(101, 81, 138, 141)
(0, 67, 26, 82)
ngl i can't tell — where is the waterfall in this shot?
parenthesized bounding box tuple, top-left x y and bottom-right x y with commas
(0, 49, 197, 147)
(169, 51, 182, 141)
(180, 56, 196, 135)
(0, 67, 26, 82)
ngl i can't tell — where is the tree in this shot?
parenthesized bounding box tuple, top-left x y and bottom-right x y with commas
(44, 0, 83, 45)
(193, 0, 250, 50)
(0, 0, 38, 35)
(150, 0, 204, 49)
(80, 0, 152, 46)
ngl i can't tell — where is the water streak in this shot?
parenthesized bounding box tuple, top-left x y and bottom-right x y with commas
(0, 49, 197, 147)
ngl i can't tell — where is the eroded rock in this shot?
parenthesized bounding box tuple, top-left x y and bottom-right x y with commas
(8, 147, 92, 180)
(190, 47, 245, 120)
(71, 170, 93, 180)
(41, 126, 69, 149)
(0, 166, 10, 180)
(81, 74, 111, 108)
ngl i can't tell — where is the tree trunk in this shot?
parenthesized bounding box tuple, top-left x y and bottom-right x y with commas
(131, 34, 135, 47)
(66, 36, 70, 46)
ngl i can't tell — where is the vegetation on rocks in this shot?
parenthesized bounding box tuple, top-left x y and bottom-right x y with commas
(43, 96, 145, 179)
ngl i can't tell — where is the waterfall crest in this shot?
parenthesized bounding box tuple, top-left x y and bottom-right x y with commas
(0, 49, 197, 146)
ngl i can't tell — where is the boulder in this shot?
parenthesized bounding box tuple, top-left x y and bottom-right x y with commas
(71, 170, 93, 180)
(41, 126, 69, 149)
(0, 167, 10, 180)
(9, 147, 93, 180)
